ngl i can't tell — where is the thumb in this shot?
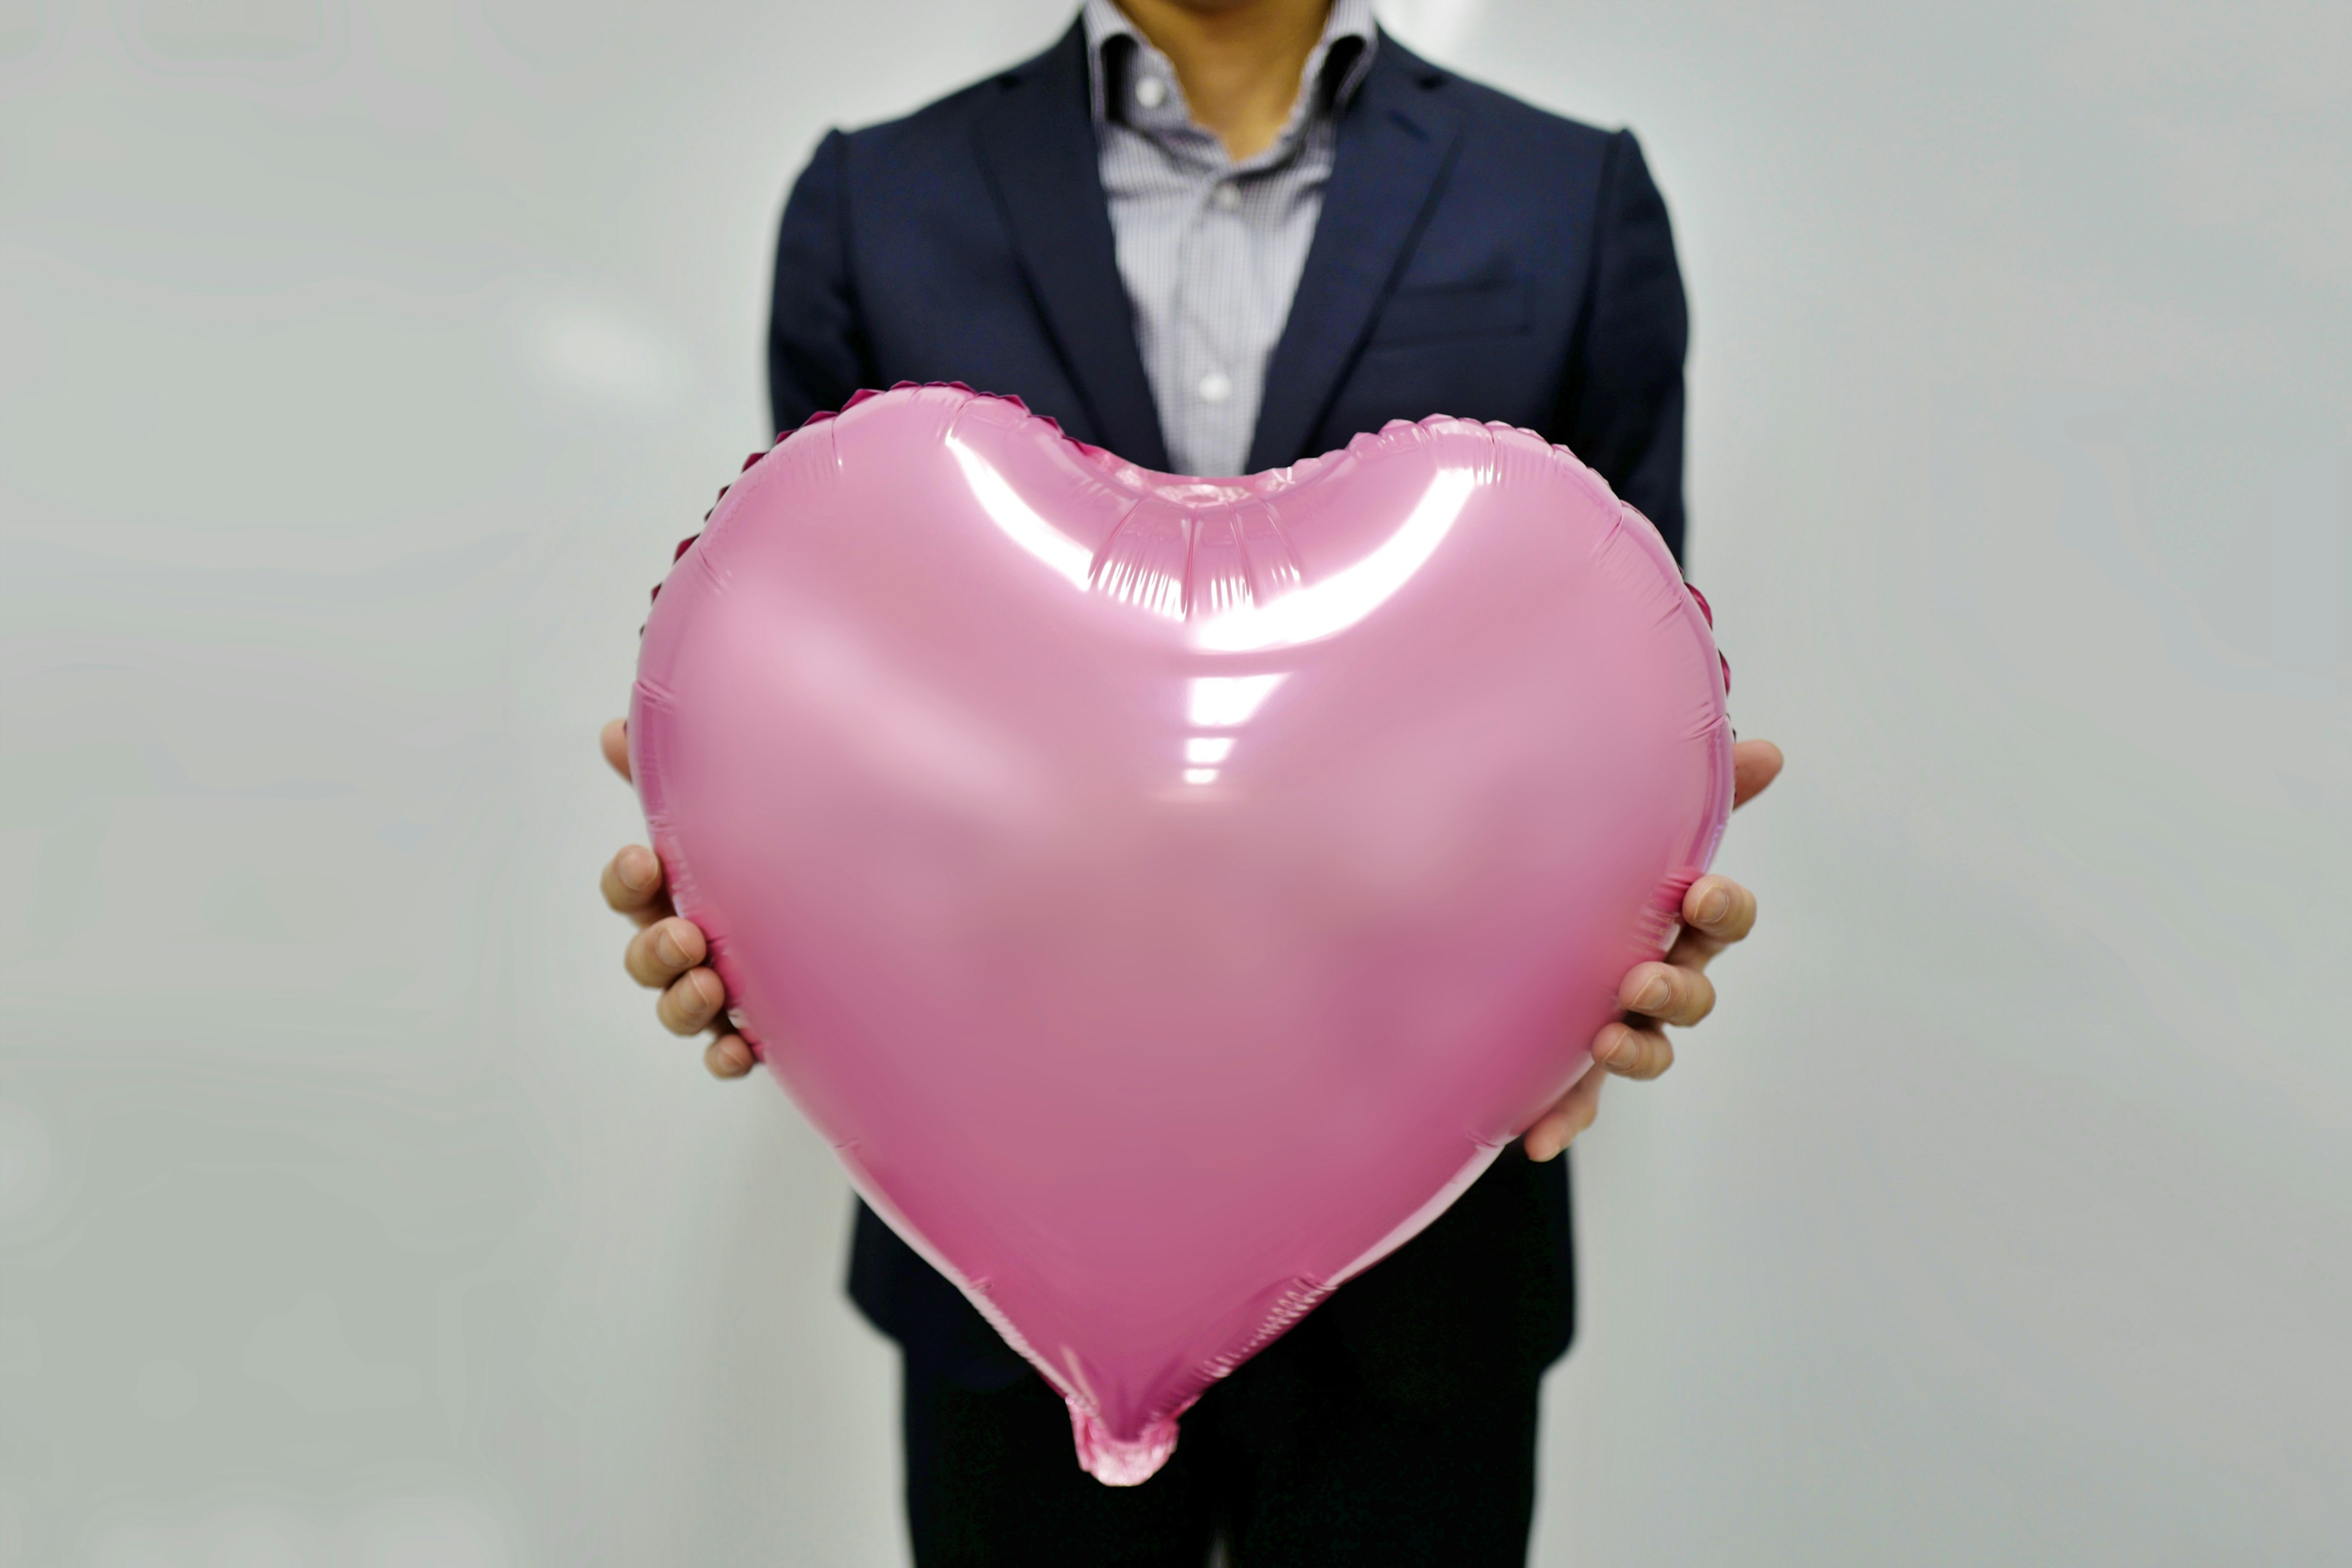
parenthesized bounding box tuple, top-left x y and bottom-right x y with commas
(601, 718, 633, 785)
(1731, 738, 1782, 809)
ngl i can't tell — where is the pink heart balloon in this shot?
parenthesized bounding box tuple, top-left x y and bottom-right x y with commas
(631, 385, 1732, 1484)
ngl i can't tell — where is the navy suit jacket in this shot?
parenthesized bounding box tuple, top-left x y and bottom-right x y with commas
(767, 21, 1688, 1410)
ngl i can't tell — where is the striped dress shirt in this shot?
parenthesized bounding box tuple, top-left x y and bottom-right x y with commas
(1081, 0, 1378, 478)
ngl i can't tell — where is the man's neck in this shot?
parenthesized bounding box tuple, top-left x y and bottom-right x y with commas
(1114, 0, 1333, 160)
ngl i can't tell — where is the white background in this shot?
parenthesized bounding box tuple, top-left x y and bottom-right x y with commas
(2, 0, 2348, 1562)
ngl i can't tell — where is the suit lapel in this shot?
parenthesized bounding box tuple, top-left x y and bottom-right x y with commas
(973, 24, 1172, 472)
(1247, 41, 1464, 472)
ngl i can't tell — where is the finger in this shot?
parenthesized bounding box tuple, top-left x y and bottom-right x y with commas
(1523, 1068, 1604, 1162)
(624, 916, 707, 989)
(1592, 1020, 1675, 1081)
(1659, 876, 1756, 974)
(705, 1035, 757, 1079)
(1731, 738, 1783, 810)
(1682, 875, 1757, 945)
(656, 967, 726, 1035)
(600, 845, 672, 925)
(1619, 961, 1716, 1027)
(602, 718, 633, 783)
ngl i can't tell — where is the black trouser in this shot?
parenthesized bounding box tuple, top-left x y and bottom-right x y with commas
(900, 1295, 1543, 1567)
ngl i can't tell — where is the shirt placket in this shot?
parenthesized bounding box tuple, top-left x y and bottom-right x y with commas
(1117, 36, 1330, 477)
(1177, 174, 1250, 475)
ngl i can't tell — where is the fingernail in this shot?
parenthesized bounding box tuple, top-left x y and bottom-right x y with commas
(1638, 978, 1672, 1014)
(655, 928, 687, 968)
(1698, 887, 1732, 924)
(620, 853, 656, 892)
(1600, 1032, 1634, 1068)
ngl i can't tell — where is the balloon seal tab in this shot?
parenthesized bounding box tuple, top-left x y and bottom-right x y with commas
(1066, 1403, 1179, 1487)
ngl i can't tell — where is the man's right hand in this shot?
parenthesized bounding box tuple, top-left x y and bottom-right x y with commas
(600, 718, 756, 1079)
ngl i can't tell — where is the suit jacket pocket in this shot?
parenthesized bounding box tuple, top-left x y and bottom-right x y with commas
(1368, 277, 1532, 346)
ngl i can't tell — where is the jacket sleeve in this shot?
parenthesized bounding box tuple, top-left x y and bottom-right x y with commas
(1551, 130, 1689, 565)
(767, 129, 875, 433)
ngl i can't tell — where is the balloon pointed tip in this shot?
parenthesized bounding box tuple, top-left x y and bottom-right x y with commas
(1067, 1403, 1179, 1487)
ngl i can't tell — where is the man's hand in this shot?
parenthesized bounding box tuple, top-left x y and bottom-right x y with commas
(600, 718, 756, 1079)
(1521, 738, 1784, 1161)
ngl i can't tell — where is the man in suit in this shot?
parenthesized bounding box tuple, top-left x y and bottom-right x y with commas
(600, 1, 1782, 1561)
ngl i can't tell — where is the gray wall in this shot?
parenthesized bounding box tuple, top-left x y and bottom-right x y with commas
(2, 0, 2346, 1562)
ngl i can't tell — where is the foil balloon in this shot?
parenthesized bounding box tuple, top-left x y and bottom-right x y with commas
(630, 384, 1732, 1484)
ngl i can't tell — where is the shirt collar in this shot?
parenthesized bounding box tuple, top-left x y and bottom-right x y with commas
(1081, 0, 1378, 145)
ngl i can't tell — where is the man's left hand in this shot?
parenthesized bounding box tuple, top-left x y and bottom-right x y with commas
(1523, 737, 1783, 1161)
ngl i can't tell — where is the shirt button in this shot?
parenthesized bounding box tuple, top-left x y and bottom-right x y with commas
(1197, 371, 1232, 404)
(1134, 75, 1167, 110)
(1213, 183, 1242, 211)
